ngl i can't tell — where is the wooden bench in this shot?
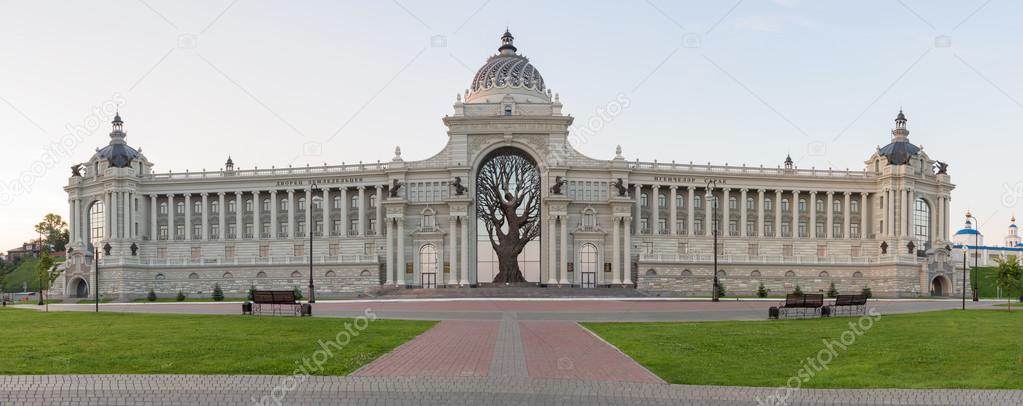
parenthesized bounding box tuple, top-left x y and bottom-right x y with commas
(773, 293, 825, 319)
(829, 294, 867, 316)
(251, 290, 302, 316)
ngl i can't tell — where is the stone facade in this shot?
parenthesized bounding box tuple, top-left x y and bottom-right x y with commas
(54, 31, 957, 300)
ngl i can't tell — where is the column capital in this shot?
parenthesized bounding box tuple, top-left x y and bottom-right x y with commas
(860, 191, 870, 197)
(809, 190, 818, 196)
(722, 187, 731, 192)
(669, 185, 678, 191)
(826, 191, 835, 196)
(757, 188, 765, 193)
(217, 191, 225, 196)
(843, 191, 851, 196)
(165, 193, 174, 198)
(358, 185, 366, 191)
(200, 192, 208, 197)
(687, 185, 696, 191)
(740, 188, 748, 193)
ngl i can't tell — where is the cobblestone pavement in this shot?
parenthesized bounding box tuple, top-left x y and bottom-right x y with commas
(2, 375, 1020, 405)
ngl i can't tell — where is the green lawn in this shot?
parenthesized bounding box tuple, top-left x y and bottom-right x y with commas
(2, 258, 40, 292)
(585, 310, 1023, 389)
(0, 308, 434, 375)
(971, 267, 1023, 299)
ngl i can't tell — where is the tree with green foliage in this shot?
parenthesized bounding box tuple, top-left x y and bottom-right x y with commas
(793, 284, 803, 295)
(993, 256, 1023, 311)
(176, 291, 186, 301)
(212, 284, 224, 301)
(827, 282, 839, 298)
(35, 251, 61, 311)
(34, 214, 69, 252)
(756, 282, 769, 298)
(147, 289, 157, 302)
(862, 286, 872, 298)
(293, 286, 303, 301)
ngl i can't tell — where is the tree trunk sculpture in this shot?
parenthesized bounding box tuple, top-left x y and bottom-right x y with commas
(476, 149, 541, 283)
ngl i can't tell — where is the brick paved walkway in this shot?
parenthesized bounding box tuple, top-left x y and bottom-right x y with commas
(3, 375, 1019, 405)
(520, 320, 663, 383)
(352, 320, 498, 377)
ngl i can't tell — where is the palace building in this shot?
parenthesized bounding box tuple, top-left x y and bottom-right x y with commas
(53, 30, 960, 300)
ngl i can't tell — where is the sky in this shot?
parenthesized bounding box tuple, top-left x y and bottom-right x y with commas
(1, 0, 1021, 252)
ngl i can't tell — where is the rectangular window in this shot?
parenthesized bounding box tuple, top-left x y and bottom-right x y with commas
(764, 199, 773, 211)
(297, 222, 306, 235)
(798, 222, 807, 238)
(728, 221, 737, 236)
(246, 199, 253, 212)
(816, 223, 825, 238)
(694, 196, 703, 209)
(315, 220, 323, 235)
(747, 243, 759, 256)
(676, 195, 684, 208)
(225, 246, 235, 258)
(658, 219, 666, 234)
(192, 224, 201, 238)
(641, 218, 649, 234)
(657, 194, 666, 208)
(262, 222, 270, 237)
(211, 224, 220, 239)
(333, 220, 341, 235)
(833, 224, 842, 238)
(350, 220, 359, 234)
(694, 220, 704, 235)
(227, 224, 236, 239)
(781, 223, 791, 238)
(245, 223, 253, 238)
(294, 244, 304, 257)
(369, 219, 377, 234)
(746, 221, 755, 236)
(175, 225, 185, 239)
(764, 223, 774, 236)
(851, 200, 860, 213)
(677, 221, 686, 235)
(851, 223, 860, 238)
(159, 225, 168, 240)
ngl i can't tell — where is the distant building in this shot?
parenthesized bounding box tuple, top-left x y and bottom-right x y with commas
(951, 213, 1023, 267)
(6, 242, 41, 261)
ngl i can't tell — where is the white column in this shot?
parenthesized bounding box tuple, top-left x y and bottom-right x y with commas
(122, 192, 130, 239)
(705, 187, 714, 236)
(150, 195, 158, 240)
(385, 219, 394, 285)
(559, 215, 569, 285)
(105, 192, 114, 239)
(270, 191, 278, 239)
(633, 183, 642, 235)
(305, 187, 313, 238)
(459, 216, 469, 286)
(184, 194, 192, 241)
(774, 190, 782, 237)
(68, 199, 76, 243)
(358, 186, 367, 236)
(252, 191, 260, 239)
(547, 216, 558, 285)
(722, 188, 731, 237)
(611, 217, 621, 285)
(669, 186, 677, 235)
(166, 194, 174, 240)
(825, 192, 834, 239)
(218, 193, 226, 240)
(739, 189, 748, 237)
(860, 192, 868, 240)
(624, 216, 633, 285)
(322, 188, 329, 237)
(687, 187, 695, 236)
(340, 188, 349, 236)
(287, 189, 295, 238)
(396, 217, 405, 285)
(376, 185, 384, 236)
(448, 216, 458, 285)
(757, 189, 765, 237)
(201, 193, 209, 240)
(234, 191, 243, 239)
(809, 191, 818, 238)
(903, 188, 912, 238)
(651, 185, 660, 235)
(843, 192, 851, 239)
(792, 190, 800, 238)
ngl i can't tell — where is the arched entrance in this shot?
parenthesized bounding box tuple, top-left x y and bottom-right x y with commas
(68, 277, 89, 298)
(474, 146, 542, 284)
(419, 244, 438, 289)
(930, 275, 950, 297)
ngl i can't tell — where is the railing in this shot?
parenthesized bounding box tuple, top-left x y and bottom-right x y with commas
(627, 161, 873, 178)
(147, 162, 392, 181)
(100, 254, 379, 267)
(638, 253, 921, 265)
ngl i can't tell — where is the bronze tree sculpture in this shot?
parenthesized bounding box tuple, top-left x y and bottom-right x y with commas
(476, 148, 541, 283)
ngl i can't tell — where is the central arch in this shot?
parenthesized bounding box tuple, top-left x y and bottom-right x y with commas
(68, 277, 89, 298)
(474, 146, 542, 284)
(931, 275, 950, 297)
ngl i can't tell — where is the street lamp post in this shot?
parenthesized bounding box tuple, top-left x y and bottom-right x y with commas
(37, 230, 43, 305)
(967, 213, 979, 301)
(308, 182, 319, 304)
(961, 245, 968, 310)
(705, 179, 719, 302)
(85, 243, 99, 312)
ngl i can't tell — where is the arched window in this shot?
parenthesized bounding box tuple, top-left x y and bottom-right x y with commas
(578, 243, 598, 274)
(325, 270, 336, 278)
(729, 197, 737, 209)
(658, 194, 666, 208)
(750, 270, 761, 278)
(176, 202, 185, 214)
(263, 199, 271, 211)
(222, 272, 233, 279)
(420, 244, 438, 274)
(816, 199, 824, 211)
(312, 196, 322, 209)
(913, 198, 931, 249)
(764, 198, 773, 211)
(852, 271, 863, 278)
(798, 199, 806, 212)
(298, 197, 306, 210)
(280, 198, 289, 211)
(256, 271, 267, 278)
(211, 200, 219, 214)
(694, 196, 703, 209)
(193, 201, 202, 213)
(640, 193, 648, 207)
(681, 269, 692, 277)
(717, 270, 727, 277)
(88, 200, 105, 247)
(645, 269, 657, 276)
(245, 199, 253, 212)
(785, 270, 796, 278)
(850, 200, 860, 213)
(159, 202, 168, 214)
(421, 209, 436, 230)
(155, 273, 165, 280)
(290, 271, 302, 278)
(188, 273, 199, 279)
(350, 195, 359, 208)
(370, 194, 377, 208)
(781, 199, 790, 211)
(819, 271, 830, 278)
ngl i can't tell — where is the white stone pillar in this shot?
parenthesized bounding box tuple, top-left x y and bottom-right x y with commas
(560, 215, 569, 285)
(843, 192, 851, 239)
(106, 192, 114, 239)
(340, 188, 348, 236)
(68, 198, 76, 243)
(633, 183, 642, 235)
(122, 192, 129, 239)
(385, 219, 394, 285)
(739, 189, 748, 237)
(396, 217, 405, 286)
(611, 217, 621, 285)
(669, 186, 677, 235)
(651, 185, 660, 235)
(722, 188, 731, 237)
(234, 191, 243, 239)
(150, 195, 158, 241)
(287, 189, 295, 238)
(624, 216, 633, 285)
(321, 188, 329, 237)
(757, 189, 765, 237)
(903, 188, 912, 238)
(547, 216, 558, 285)
(774, 190, 782, 238)
(270, 191, 278, 239)
(376, 185, 384, 236)
(166, 194, 174, 240)
(459, 216, 469, 286)
(448, 216, 458, 286)
(687, 186, 695, 236)
(860, 192, 869, 240)
(184, 194, 192, 241)
(218, 193, 226, 240)
(358, 186, 367, 236)
(201, 193, 209, 240)
(305, 187, 313, 238)
(825, 192, 834, 239)
(809, 191, 818, 238)
(790, 190, 799, 238)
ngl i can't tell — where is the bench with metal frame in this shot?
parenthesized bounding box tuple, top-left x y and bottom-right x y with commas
(777, 293, 825, 319)
(251, 290, 302, 316)
(829, 294, 868, 316)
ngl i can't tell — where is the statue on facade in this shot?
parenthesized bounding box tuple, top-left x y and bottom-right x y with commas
(450, 177, 467, 195)
(103, 243, 112, 256)
(130, 242, 138, 256)
(880, 241, 888, 254)
(70, 164, 83, 177)
(907, 241, 916, 254)
(933, 161, 949, 175)
(550, 176, 567, 195)
(389, 179, 403, 198)
(612, 178, 628, 197)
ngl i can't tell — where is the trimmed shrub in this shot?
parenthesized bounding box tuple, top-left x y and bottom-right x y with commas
(247, 285, 256, 301)
(146, 289, 157, 302)
(715, 282, 727, 298)
(862, 286, 873, 298)
(756, 282, 769, 298)
(176, 291, 186, 301)
(793, 285, 803, 295)
(212, 284, 224, 302)
(827, 282, 838, 298)
(293, 286, 304, 301)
